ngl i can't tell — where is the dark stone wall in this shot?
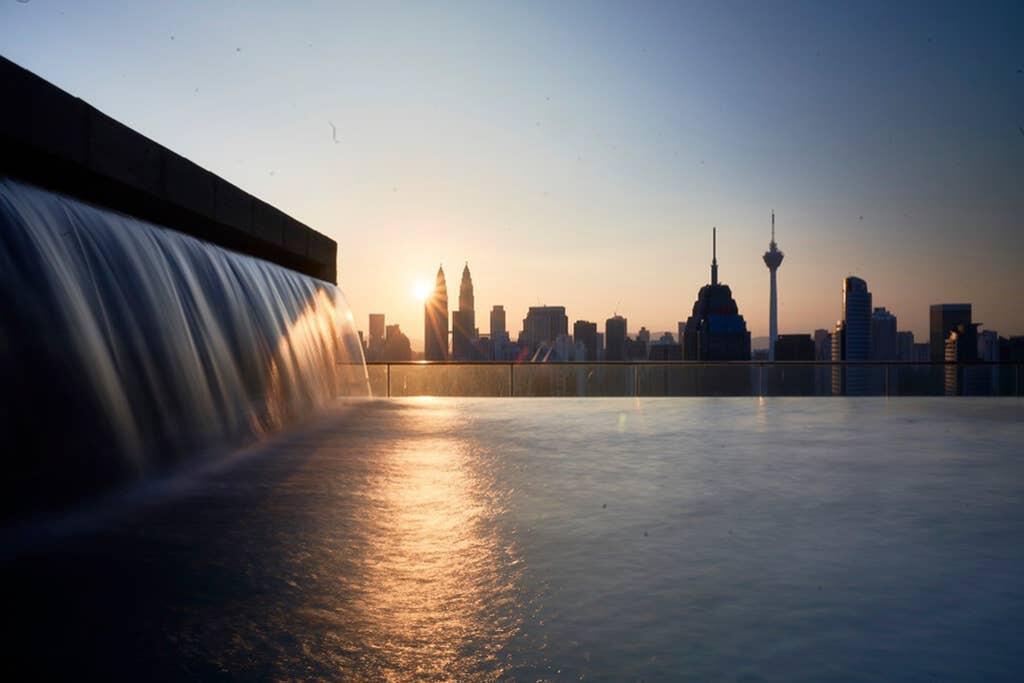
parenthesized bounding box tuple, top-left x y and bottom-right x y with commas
(0, 56, 337, 283)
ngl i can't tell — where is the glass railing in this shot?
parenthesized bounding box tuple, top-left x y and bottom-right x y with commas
(363, 362, 1024, 398)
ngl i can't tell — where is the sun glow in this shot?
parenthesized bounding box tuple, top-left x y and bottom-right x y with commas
(413, 280, 431, 302)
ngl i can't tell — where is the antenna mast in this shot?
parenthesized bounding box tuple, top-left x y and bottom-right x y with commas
(711, 227, 719, 286)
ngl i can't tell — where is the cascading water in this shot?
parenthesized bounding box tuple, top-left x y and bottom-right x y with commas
(0, 178, 368, 522)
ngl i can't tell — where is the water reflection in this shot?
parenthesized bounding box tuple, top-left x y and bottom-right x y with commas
(289, 402, 524, 680)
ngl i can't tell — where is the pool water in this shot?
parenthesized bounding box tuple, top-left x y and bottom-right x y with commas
(4, 398, 1024, 681)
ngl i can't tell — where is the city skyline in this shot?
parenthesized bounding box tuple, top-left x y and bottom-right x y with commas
(3, 1, 1021, 341)
(389, 230, 1019, 353)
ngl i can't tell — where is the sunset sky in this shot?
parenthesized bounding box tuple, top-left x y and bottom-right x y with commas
(3, 1, 1022, 346)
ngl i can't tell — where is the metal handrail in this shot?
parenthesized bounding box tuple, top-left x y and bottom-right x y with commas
(363, 360, 1011, 366)
(357, 360, 1023, 398)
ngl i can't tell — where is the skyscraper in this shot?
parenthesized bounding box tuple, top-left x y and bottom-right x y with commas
(369, 314, 385, 345)
(681, 228, 751, 361)
(452, 262, 477, 360)
(490, 305, 506, 339)
(424, 265, 448, 360)
(381, 324, 412, 361)
(870, 307, 898, 360)
(762, 211, 784, 361)
(944, 322, 982, 395)
(573, 320, 598, 361)
(897, 330, 915, 361)
(489, 305, 509, 360)
(831, 276, 872, 395)
(367, 313, 385, 361)
(604, 315, 627, 361)
(774, 334, 815, 361)
(929, 304, 972, 363)
(520, 306, 568, 353)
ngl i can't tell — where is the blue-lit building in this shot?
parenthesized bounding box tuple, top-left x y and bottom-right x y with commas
(831, 276, 872, 395)
(680, 229, 751, 361)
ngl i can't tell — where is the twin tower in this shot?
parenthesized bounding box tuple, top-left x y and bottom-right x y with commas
(424, 262, 476, 360)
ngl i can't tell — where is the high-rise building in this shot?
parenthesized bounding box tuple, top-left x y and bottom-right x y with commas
(625, 337, 648, 361)
(424, 265, 449, 360)
(930, 304, 972, 363)
(812, 328, 833, 394)
(452, 263, 477, 360)
(870, 307, 898, 360)
(573, 320, 598, 361)
(773, 333, 816, 394)
(813, 329, 832, 360)
(649, 332, 682, 361)
(945, 323, 983, 395)
(520, 306, 568, 353)
(681, 228, 751, 360)
(897, 331, 915, 361)
(978, 329, 999, 362)
(366, 313, 386, 361)
(369, 314, 385, 345)
(763, 211, 784, 361)
(381, 324, 412, 361)
(774, 334, 815, 361)
(605, 315, 627, 361)
(832, 276, 872, 395)
(490, 305, 506, 338)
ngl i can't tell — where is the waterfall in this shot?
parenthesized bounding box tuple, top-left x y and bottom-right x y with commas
(0, 178, 368, 522)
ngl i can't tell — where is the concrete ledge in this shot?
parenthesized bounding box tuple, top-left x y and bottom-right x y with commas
(0, 56, 337, 283)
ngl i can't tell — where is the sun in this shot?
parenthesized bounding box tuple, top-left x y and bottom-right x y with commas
(412, 279, 432, 302)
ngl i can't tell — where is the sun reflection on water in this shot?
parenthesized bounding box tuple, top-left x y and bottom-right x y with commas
(337, 404, 523, 679)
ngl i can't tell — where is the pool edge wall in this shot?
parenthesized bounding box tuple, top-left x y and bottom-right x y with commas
(0, 55, 337, 283)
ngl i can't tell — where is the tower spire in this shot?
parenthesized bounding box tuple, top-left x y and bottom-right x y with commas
(711, 227, 719, 286)
(763, 212, 784, 362)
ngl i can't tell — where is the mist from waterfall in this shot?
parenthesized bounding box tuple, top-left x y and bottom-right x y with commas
(0, 178, 368, 522)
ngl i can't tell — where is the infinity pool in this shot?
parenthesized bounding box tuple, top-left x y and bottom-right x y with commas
(5, 398, 1024, 680)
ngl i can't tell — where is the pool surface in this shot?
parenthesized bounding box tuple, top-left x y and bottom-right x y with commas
(5, 398, 1024, 680)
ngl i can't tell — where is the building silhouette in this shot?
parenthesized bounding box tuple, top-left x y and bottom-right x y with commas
(424, 265, 449, 360)
(452, 263, 477, 360)
(381, 324, 412, 361)
(681, 228, 751, 361)
(930, 304, 971, 363)
(649, 333, 683, 361)
(897, 331, 915, 361)
(771, 333, 816, 395)
(490, 305, 506, 338)
(573, 320, 598, 361)
(520, 306, 568, 353)
(774, 334, 815, 361)
(832, 276, 872, 395)
(871, 307, 898, 360)
(813, 329, 832, 360)
(366, 313, 387, 361)
(945, 322, 983, 395)
(605, 315, 627, 361)
(625, 336, 648, 361)
(489, 305, 510, 360)
(763, 211, 784, 361)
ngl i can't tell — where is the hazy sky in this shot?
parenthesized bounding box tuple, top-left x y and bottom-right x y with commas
(3, 0, 1022, 344)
